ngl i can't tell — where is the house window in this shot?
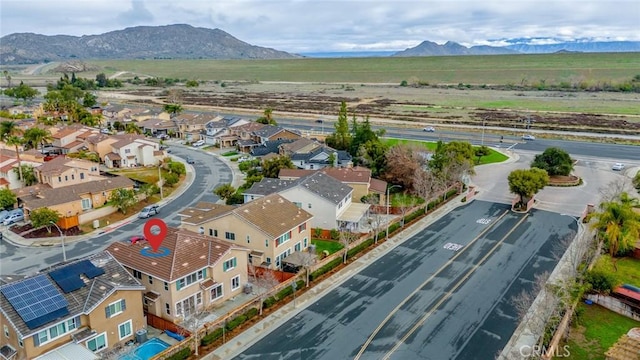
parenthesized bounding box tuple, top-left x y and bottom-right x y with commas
(58, 176, 61, 182)
(81, 198, 92, 210)
(86, 332, 107, 352)
(308, 203, 312, 209)
(18, 338, 23, 348)
(33, 316, 80, 347)
(164, 282, 169, 291)
(266, 257, 271, 264)
(214, 229, 218, 237)
(105, 299, 126, 318)
(176, 292, 203, 317)
(65, 175, 68, 181)
(210, 284, 223, 301)
(124, 149, 131, 154)
(298, 223, 306, 232)
(148, 276, 153, 284)
(165, 303, 171, 315)
(132, 270, 142, 279)
(303, 238, 308, 248)
(265, 239, 269, 247)
(246, 235, 250, 244)
(223, 258, 237, 272)
(199, 227, 204, 234)
(310, 164, 314, 169)
(295, 242, 301, 252)
(276, 231, 291, 247)
(294, 202, 302, 208)
(71, 174, 75, 180)
(118, 320, 132, 340)
(80, 173, 85, 180)
(176, 269, 206, 290)
(3, 325, 8, 337)
(209, 229, 213, 236)
(231, 275, 240, 291)
(225, 232, 235, 241)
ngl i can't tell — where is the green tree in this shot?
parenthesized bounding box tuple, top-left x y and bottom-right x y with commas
(13, 164, 37, 186)
(23, 127, 52, 151)
(0, 188, 16, 210)
(256, 108, 277, 125)
(531, 147, 574, 176)
(262, 155, 295, 178)
(3, 82, 39, 104)
(124, 123, 142, 134)
(168, 161, 186, 175)
(163, 172, 179, 187)
(474, 145, 491, 164)
(82, 92, 97, 107)
(632, 170, 640, 190)
(139, 184, 160, 202)
(30, 208, 61, 233)
(1, 120, 24, 183)
(185, 80, 199, 87)
(109, 188, 137, 214)
(214, 184, 236, 202)
(325, 101, 352, 151)
(350, 115, 385, 157)
(163, 103, 183, 118)
(507, 168, 549, 208)
(95, 73, 108, 87)
(592, 193, 640, 257)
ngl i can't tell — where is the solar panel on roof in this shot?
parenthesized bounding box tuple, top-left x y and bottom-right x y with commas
(49, 260, 105, 292)
(0, 274, 69, 330)
(84, 266, 105, 279)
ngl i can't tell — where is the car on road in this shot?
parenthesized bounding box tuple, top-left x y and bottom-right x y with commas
(3, 210, 24, 226)
(138, 205, 160, 219)
(315, 119, 324, 123)
(157, 134, 170, 140)
(130, 235, 146, 244)
(192, 140, 205, 147)
(100, 128, 110, 134)
(423, 126, 435, 132)
(186, 156, 195, 164)
(612, 163, 625, 171)
(522, 134, 536, 140)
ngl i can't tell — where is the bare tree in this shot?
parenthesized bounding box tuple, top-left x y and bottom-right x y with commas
(364, 196, 385, 243)
(252, 270, 280, 315)
(412, 169, 436, 210)
(599, 177, 634, 203)
(298, 251, 317, 287)
(179, 311, 207, 357)
(339, 231, 359, 264)
(396, 194, 417, 228)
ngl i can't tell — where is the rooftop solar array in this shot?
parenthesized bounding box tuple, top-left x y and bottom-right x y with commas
(0, 274, 69, 330)
(49, 260, 105, 293)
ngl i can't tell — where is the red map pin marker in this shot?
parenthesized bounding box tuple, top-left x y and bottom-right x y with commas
(143, 218, 168, 252)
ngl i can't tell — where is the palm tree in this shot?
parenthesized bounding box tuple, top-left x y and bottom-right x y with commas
(5, 136, 24, 183)
(0, 120, 18, 140)
(23, 127, 52, 152)
(0, 121, 24, 182)
(124, 123, 142, 134)
(592, 193, 640, 258)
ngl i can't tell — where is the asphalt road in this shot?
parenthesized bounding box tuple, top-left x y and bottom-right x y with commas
(277, 119, 640, 161)
(0, 145, 230, 275)
(234, 200, 577, 360)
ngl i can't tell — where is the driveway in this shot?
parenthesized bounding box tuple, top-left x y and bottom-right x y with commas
(233, 200, 577, 360)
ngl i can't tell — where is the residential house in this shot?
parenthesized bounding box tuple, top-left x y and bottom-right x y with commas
(137, 118, 178, 137)
(280, 166, 388, 205)
(13, 176, 134, 222)
(243, 172, 369, 231)
(0, 251, 145, 360)
(106, 227, 251, 324)
(278, 138, 352, 169)
(49, 126, 88, 154)
(201, 117, 249, 147)
(0, 149, 45, 190)
(102, 105, 161, 127)
(236, 125, 301, 153)
(179, 194, 313, 269)
(34, 156, 102, 188)
(173, 113, 220, 140)
(88, 134, 163, 168)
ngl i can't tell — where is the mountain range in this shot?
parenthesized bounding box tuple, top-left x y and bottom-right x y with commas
(1, 24, 639, 64)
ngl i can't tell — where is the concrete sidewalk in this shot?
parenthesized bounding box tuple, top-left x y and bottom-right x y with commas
(205, 192, 472, 360)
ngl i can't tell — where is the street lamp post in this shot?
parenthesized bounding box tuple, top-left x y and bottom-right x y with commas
(481, 118, 487, 146)
(50, 221, 66, 262)
(386, 185, 402, 240)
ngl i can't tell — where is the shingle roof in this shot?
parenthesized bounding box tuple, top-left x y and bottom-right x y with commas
(0, 251, 143, 337)
(246, 172, 352, 205)
(233, 122, 266, 133)
(244, 178, 296, 196)
(250, 139, 296, 156)
(369, 178, 388, 193)
(278, 168, 315, 179)
(252, 125, 286, 138)
(178, 203, 234, 224)
(290, 146, 352, 163)
(232, 194, 312, 238)
(321, 167, 371, 183)
(280, 138, 318, 154)
(15, 176, 134, 209)
(106, 227, 248, 282)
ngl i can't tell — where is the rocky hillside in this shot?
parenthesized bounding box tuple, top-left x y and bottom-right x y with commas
(0, 24, 300, 64)
(393, 41, 517, 56)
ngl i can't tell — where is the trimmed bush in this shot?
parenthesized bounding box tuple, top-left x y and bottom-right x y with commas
(445, 188, 458, 199)
(330, 229, 340, 240)
(310, 257, 342, 281)
(584, 269, 619, 294)
(347, 238, 374, 258)
(263, 296, 277, 309)
(226, 314, 247, 331)
(165, 347, 192, 360)
(404, 207, 425, 224)
(245, 307, 259, 319)
(201, 327, 224, 346)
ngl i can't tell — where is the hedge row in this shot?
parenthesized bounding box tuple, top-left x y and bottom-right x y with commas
(200, 307, 260, 346)
(309, 257, 343, 282)
(347, 237, 374, 258)
(165, 348, 192, 360)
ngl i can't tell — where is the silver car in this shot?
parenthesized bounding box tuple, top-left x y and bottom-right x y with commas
(138, 205, 160, 219)
(3, 210, 24, 225)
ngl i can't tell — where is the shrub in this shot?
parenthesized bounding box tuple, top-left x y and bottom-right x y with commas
(584, 269, 618, 294)
(404, 208, 425, 224)
(245, 307, 259, 319)
(310, 257, 342, 281)
(633, 170, 640, 190)
(314, 228, 322, 238)
(263, 296, 277, 309)
(347, 238, 374, 259)
(445, 188, 458, 199)
(165, 348, 192, 360)
(201, 328, 224, 346)
(226, 314, 247, 331)
(330, 229, 340, 240)
(400, 80, 408, 87)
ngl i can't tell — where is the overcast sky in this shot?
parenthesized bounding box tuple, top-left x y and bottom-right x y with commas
(1, 0, 639, 52)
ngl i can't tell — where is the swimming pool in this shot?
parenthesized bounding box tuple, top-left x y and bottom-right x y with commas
(120, 338, 170, 360)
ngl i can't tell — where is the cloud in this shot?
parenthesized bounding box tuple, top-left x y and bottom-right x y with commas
(1, 0, 638, 52)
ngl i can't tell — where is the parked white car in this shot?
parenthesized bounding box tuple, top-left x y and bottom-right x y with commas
(522, 134, 536, 140)
(192, 140, 205, 147)
(3, 210, 24, 226)
(612, 163, 625, 171)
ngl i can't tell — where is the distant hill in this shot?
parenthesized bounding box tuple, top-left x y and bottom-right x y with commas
(0, 24, 299, 64)
(393, 41, 517, 57)
(393, 39, 640, 57)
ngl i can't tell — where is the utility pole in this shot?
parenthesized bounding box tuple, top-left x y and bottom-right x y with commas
(158, 163, 164, 199)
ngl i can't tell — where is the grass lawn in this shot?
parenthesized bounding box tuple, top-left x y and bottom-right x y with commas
(593, 255, 640, 287)
(559, 303, 640, 360)
(311, 239, 344, 255)
(382, 138, 509, 165)
(391, 193, 425, 207)
(221, 151, 239, 156)
(109, 168, 160, 183)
